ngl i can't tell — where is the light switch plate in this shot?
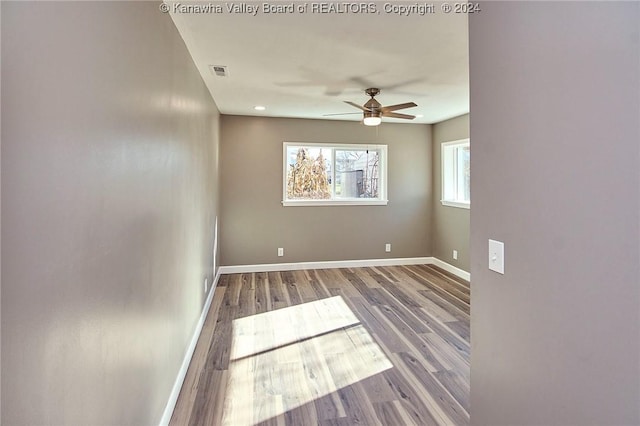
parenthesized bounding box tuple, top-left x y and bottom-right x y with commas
(488, 239, 505, 274)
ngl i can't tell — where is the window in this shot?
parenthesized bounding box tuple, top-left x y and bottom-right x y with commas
(441, 139, 470, 209)
(283, 142, 388, 206)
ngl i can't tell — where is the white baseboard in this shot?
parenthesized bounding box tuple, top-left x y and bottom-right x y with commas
(431, 257, 471, 281)
(218, 257, 433, 274)
(218, 257, 470, 281)
(159, 270, 221, 426)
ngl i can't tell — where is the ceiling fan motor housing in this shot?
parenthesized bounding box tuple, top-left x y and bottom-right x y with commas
(364, 98, 381, 111)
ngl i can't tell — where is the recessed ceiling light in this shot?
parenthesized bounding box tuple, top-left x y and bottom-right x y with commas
(415, 114, 424, 118)
(254, 105, 266, 111)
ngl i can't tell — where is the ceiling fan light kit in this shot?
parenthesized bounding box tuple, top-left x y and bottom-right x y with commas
(363, 112, 382, 126)
(334, 88, 418, 126)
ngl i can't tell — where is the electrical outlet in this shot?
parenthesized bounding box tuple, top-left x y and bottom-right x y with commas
(385, 243, 391, 253)
(278, 247, 284, 257)
(204, 278, 208, 293)
(453, 250, 458, 260)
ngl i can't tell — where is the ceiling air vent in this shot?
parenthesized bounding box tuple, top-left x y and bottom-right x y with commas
(209, 65, 228, 77)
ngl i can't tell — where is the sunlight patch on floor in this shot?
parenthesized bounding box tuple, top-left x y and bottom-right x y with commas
(223, 296, 392, 425)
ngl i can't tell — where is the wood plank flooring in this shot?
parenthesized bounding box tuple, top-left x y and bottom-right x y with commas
(170, 264, 470, 426)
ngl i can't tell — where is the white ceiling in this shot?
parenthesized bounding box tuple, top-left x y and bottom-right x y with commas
(169, 2, 469, 124)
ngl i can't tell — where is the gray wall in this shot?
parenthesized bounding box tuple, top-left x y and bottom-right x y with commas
(220, 116, 432, 266)
(1, 2, 220, 425)
(469, 2, 639, 425)
(432, 114, 470, 271)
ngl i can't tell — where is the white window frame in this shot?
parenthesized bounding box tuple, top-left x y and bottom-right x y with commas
(441, 138, 470, 209)
(282, 142, 388, 207)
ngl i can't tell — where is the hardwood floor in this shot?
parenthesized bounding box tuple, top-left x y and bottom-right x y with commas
(170, 265, 470, 426)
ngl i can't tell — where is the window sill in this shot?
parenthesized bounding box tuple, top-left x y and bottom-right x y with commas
(441, 200, 470, 209)
(282, 199, 388, 207)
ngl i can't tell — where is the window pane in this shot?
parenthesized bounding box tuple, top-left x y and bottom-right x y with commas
(335, 149, 380, 199)
(285, 146, 332, 200)
(462, 145, 470, 202)
(441, 139, 470, 207)
(455, 146, 468, 201)
(443, 146, 454, 200)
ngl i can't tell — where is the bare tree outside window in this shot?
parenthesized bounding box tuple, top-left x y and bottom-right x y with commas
(286, 147, 331, 199)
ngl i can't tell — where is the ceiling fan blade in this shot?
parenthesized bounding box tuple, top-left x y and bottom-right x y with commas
(344, 101, 371, 112)
(381, 102, 417, 112)
(323, 112, 363, 116)
(382, 111, 416, 120)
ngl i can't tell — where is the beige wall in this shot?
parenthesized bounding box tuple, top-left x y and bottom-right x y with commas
(220, 116, 432, 266)
(1, 2, 220, 424)
(432, 114, 470, 271)
(470, 2, 639, 425)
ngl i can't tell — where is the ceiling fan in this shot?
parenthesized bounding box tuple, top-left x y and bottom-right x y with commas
(326, 88, 418, 126)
